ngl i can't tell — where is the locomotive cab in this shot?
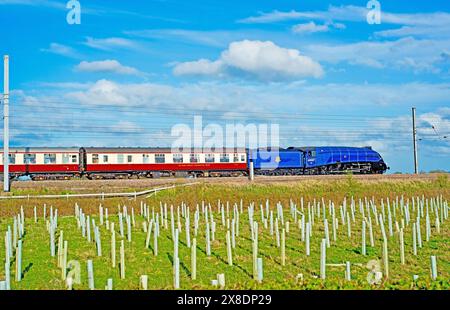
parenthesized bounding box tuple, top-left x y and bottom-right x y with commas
(305, 150, 317, 166)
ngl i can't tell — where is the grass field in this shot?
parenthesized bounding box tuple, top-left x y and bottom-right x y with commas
(0, 175, 449, 290)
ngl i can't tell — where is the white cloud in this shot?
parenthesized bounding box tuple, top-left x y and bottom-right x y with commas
(35, 82, 93, 90)
(240, 5, 450, 39)
(239, 5, 450, 27)
(75, 60, 142, 76)
(110, 121, 144, 134)
(125, 28, 299, 49)
(126, 29, 235, 48)
(292, 21, 346, 34)
(237, 10, 324, 24)
(376, 27, 440, 39)
(62, 80, 450, 120)
(173, 59, 223, 76)
(66, 79, 174, 107)
(84, 37, 138, 51)
(292, 22, 329, 34)
(40, 43, 80, 58)
(0, 0, 65, 9)
(304, 37, 450, 73)
(173, 40, 324, 80)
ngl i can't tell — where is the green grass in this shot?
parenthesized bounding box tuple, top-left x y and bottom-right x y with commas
(0, 187, 448, 290)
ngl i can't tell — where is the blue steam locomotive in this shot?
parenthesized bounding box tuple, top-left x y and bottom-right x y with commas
(250, 146, 389, 175)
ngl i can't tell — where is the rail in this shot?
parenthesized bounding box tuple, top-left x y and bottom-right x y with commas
(0, 182, 198, 200)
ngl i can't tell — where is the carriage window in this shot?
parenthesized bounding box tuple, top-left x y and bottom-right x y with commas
(155, 154, 165, 163)
(205, 154, 215, 163)
(190, 154, 199, 163)
(92, 154, 99, 164)
(44, 154, 56, 164)
(7, 154, 15, 164)
(143, 154, 150, 163)
(24, 153, 36, 164)
(127, 155, 133, 163)
(240, 155, 245, 162)
(220, 154, 229, 163)
(117, 154, 124, 163)
(103, 155, 109, 163)
(63, 154, 77, 164)
(233, 154, 239, 163)
(62, 154, 70, 164)
(173, 154, 183, 163)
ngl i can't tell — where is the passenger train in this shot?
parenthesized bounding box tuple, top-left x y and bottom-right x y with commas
(0, 146, 388, 180)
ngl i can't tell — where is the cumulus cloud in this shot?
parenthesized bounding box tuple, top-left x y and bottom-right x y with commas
(75, 60, 142, 76)
(173, 40, 324, 81)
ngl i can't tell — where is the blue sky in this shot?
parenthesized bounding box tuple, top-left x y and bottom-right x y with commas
(0, 0, 449, 173)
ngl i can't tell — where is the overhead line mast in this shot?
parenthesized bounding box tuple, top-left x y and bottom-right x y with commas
(3, 55, 9, 192)
(412, 107, 418, 175)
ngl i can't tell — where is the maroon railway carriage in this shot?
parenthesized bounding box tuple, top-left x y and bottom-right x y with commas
(0, 147, 248, 180)
(0, 147, 80, 180)
(82, 147, 248, 179)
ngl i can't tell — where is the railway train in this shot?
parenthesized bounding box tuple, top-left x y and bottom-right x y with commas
(0, 146, 388, 180)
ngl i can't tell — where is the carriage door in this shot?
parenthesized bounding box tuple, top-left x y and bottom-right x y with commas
(79, 147, 87, 173)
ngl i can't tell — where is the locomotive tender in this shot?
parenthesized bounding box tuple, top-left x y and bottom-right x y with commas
(0, 146, 388, 180)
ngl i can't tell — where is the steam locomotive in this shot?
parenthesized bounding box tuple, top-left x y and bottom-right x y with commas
(0, 146, 388, 180)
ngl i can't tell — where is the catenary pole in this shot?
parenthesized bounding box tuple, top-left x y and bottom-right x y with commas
(3, 55, 9, 192)
(412, 107, 418, 174)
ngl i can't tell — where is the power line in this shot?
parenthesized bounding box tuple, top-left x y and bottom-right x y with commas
(13, 99, 446, 122)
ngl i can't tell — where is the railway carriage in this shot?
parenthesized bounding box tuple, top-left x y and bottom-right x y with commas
(82, 147, 248, 179)
(0, 147, 81, 180)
